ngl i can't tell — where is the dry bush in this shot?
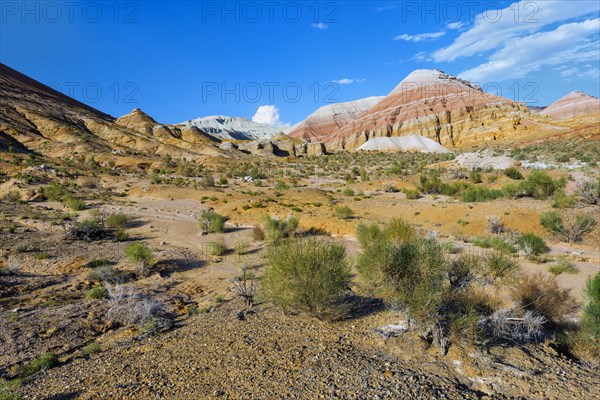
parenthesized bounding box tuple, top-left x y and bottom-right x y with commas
(105, 284, 167, 329)
(486, 215, 504, 234)
(510, 273, 578, 326)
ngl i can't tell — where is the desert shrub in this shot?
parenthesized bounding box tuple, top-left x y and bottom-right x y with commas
(275, 181, 288, 190)
(548, 257, 579, 275)
(469, 169, 483, 183)
(81, 341, 101, 356)
(106, 284, 168, 330)
(125, 243, 153, 267)
(552, 190, 576, 209)
(262, 238, 351, 320)
(419, 171, 443, 194)
(403, 189, 420, 199)
(261, 215, 299, 242)
(540, 210, 597, 242)
(501, 182, 524, 199)
(62, 194, 85, 211)
(576, 179, 600, 205)
(519, 170, 561, 199)
(518, 233, 548, 256)
(230, 265, 257, 306)
(85, 285, 108, 299)
(206, 238, 227, 256)
(105, 212, 129, 228)
(486, 215, 504, 234)
(481, 251, 520, 283)
(66, 218, 107, 241)
(471, 236, 516, 254)
(439, 182, 463, 196)
(252, 225, 265, 241)
(0, 379, 22, 400)
(510, 273, 577, 326)
(42, 183, 67, 201)
(198, 209, 228, 233)
(382, 182, 397, 193)
(572, 273, 600, 364)
(2, 190, 21, 203)
(22, 352, 57, 377)
(461, 185, 502, 202)
(334, 206, 354, 219)
(342, 188, 354, 196)
(504, 167, 523, 180)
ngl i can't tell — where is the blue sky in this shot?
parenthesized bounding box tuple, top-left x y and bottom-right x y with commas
(1, 1, 599, 126)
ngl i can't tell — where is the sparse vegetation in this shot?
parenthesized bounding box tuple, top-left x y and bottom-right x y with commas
(22, 352, 58, 377)
(518, 232, 548, 256)
(540, 210, 597, 242)
(333, 206, 354, 219)
(125, 242, 153, 268)
(261, 215, 299, 242)
(262, 238, 351, 320)
(198, 209, 228, 233)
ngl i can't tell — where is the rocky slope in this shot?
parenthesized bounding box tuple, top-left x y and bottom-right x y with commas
(320, 69, 528, 151)
(181, 115, 283, 141)
(540, 91, 600, 120)
(0, 64, 215, 158)
(288, 96, 384, 142)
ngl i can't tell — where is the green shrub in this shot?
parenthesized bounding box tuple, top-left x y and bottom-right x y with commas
(0, 379, 22, 400)
(42, 183, 67, 201)
(125, 243, 153, 267)
(85, 286, 108, 299)
(568, 273, 600, 364)
(261, 215, 299, 242)
(519, 170, 561, 199)
(552, 190, 576, 209)
(22, 352, 57, 376)
(461, 186, 502, 202)
(481, 251, 520, 282)
(540, 210, 597, 242)
(207, 239, 227, 256)
(198, 210, 228, 233)
(548, 257, 579, 275)
(419, 171, 443, 194)
(576, 178, 600, 205)
(62, 194, 85, 211)
(81, 341, 101, 356)
(471, 236, 516, 254)
(2, 190, 21, 203)
(105, 212, 129, 228)
(504, 167, 523, 180)
(333, 206, 354, 219)
(518, 233, 548, 256)
(403, 189, 420, 199)
(262, 238, 351, 320)
(342, 188, 354, 196)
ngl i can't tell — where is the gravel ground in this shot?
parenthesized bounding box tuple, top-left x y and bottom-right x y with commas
(17, 298, 599, 400)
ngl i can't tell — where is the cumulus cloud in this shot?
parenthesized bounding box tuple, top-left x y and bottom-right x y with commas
(433, 0, 600, 62)
(311, 23, 328, 30)
(459, 18, 600, 82)
(331, 78, 366, 85)
(394, 31, 445, 42)
(252, 105, 290, 127)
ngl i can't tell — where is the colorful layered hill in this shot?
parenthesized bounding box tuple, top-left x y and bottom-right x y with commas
(540, 91, 600, 120)
(288, 96, 384, 143)
(301, 70, 528, 151)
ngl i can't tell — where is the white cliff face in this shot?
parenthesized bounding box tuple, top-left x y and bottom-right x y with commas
(357, 135, 450, 153)
(181, 115, 283, 140)
(288, 96, 384, 142)
(390, 69, 483, 95)
(540, 91, 600, 119)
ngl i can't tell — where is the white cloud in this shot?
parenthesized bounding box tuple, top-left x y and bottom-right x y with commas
(446, 22, 464, 30)
(459, 18, 600, 82)
(394, 31, 445, 42)
(311, 23, 328, 30)
(331, 78, 366, 85)
(411, 52, 432, 62)
(252, 105, 290, 127)
(433, 0, 600, 62)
